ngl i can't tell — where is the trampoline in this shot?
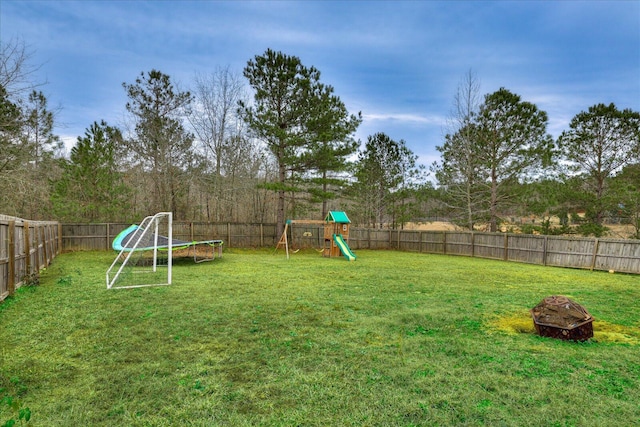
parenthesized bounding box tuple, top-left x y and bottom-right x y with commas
(112, 224, 224, 262)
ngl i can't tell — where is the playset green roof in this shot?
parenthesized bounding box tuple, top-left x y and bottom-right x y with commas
(325, 211, 351, 224)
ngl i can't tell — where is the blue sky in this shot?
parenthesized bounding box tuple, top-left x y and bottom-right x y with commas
(2, 0, 639, 167)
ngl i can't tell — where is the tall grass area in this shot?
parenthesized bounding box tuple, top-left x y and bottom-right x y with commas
(1, 249, 639, 426)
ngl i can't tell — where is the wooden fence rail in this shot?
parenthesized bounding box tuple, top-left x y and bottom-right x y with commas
(0, 216, 61, 301)
(60, 222, 640, 275)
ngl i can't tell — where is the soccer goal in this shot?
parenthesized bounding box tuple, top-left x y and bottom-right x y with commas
(106, 212, 173, 289)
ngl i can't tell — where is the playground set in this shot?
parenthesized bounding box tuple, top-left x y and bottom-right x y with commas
(107, 211, 354, 290)
(276, 211, 356, 261)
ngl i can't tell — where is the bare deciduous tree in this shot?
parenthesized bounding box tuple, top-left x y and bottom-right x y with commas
(0, 37, 42, 98)
(0, 39, 62, 219)
(190, 67, 246, 177)
(189, 67, 252, 221)
(434, 70, 489, 230)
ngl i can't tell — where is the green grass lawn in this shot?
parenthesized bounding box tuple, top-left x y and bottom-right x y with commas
(1, 249, 640, 426)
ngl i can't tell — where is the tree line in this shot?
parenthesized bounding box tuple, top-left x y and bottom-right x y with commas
(435, 71, 640, 237)
(1, 40, 639, 238)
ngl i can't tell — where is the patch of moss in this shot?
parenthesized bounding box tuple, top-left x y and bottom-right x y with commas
(487, 312, 640, 345)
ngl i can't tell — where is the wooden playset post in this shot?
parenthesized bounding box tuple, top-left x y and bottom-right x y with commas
(276, 221, 290, 259)
(277, 219, 325, 259)
(323, 220, 334, 258)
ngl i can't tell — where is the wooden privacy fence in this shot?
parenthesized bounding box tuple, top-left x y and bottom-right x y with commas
(349, 229, 640, 275)
(62, 221, 640, 274)
(61, 222, 277, 251)
(0, 215, 61, 301)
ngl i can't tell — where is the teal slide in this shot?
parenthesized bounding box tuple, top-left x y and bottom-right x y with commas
(333, 234, 356, 261)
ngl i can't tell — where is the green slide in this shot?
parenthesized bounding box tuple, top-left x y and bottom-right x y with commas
(333, 234, 356, 261)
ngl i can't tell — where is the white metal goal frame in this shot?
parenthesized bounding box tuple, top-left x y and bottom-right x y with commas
(106, 212, 173, 289)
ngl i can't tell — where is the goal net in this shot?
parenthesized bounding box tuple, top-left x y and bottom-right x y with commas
(106, 212, 173, 289)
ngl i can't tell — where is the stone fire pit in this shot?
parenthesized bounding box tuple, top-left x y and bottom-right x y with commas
(530, 295, 594, 341)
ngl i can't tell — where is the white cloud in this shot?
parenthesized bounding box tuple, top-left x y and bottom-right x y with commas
(363, 112, 446, 126)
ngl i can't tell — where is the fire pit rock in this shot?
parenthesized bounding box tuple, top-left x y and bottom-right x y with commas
(530, 295, 594, 341)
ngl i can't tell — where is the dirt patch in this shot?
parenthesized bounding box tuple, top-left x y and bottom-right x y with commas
(404, 220, 636, 237)
(604, 224, 637, 239)
(403, 221, 460, 231)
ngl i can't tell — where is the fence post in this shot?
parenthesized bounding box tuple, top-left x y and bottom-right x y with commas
(58, 223, 62, 254)
(50, 224, 56, 257)
(227, 223, 231, 248)
(8, 221, 15, 295)
(24, 221, 31, 276)
(504, 233, 509, 261)
(543, 236, 548, 266)
(471, 232, 475, 257)
(590, 238, 599, 271)
(260, 223, 264, 247)
(34, 225, 40, 272)
(45, 225, 51, 264)
(41, 226, 49, 267)
(443, 231, 447, 255)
